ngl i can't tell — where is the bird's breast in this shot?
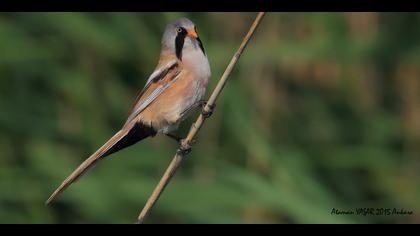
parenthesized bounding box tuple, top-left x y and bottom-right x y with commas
(183, 49, 211, 86)
(143, 51, 211, 134)
(179, 51, 211, 114)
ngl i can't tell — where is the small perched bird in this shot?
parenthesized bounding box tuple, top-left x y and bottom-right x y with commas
(46, 17, 212, 204)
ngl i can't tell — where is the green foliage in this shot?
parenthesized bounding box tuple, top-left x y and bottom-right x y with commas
(0, 12, 419, 223)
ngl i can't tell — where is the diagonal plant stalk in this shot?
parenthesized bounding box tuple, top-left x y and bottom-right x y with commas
(136, 12, 266, 224)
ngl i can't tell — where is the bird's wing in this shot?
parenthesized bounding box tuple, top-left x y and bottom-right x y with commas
(143, 59, 178, 92)
(124, 59, 181, 126)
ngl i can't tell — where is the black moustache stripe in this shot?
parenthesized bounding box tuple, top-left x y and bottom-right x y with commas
(175, 29, 187, 60)
(196, 37, 206, 55)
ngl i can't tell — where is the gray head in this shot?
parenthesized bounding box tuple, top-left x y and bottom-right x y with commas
(161, 17, 206, 60)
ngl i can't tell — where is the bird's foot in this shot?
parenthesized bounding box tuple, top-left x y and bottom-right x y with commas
(200, 100, 216, 118)
(177, 139, 193, 156)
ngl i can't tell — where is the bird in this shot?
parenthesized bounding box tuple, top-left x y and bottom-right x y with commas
(46, 17, 213, 204)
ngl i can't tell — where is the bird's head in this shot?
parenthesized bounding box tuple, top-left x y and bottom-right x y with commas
(161, 17, 205, 60)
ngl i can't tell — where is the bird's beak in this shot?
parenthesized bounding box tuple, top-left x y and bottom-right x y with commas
(187, 31, 198, 39)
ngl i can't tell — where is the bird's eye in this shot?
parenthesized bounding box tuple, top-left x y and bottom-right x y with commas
(176, 27, 182, 33)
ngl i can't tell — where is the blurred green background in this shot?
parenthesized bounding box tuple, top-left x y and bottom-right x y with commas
(0, 12, 419, 224)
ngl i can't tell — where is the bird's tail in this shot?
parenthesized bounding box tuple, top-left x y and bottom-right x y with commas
(46, 122, 156, 205)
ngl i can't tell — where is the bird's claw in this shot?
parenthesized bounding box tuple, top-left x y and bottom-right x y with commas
(177, 139, 192, 156)
(200, 100, 216, 118)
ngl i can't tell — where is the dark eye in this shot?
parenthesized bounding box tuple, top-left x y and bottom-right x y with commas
(176, 27, 182, 33)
